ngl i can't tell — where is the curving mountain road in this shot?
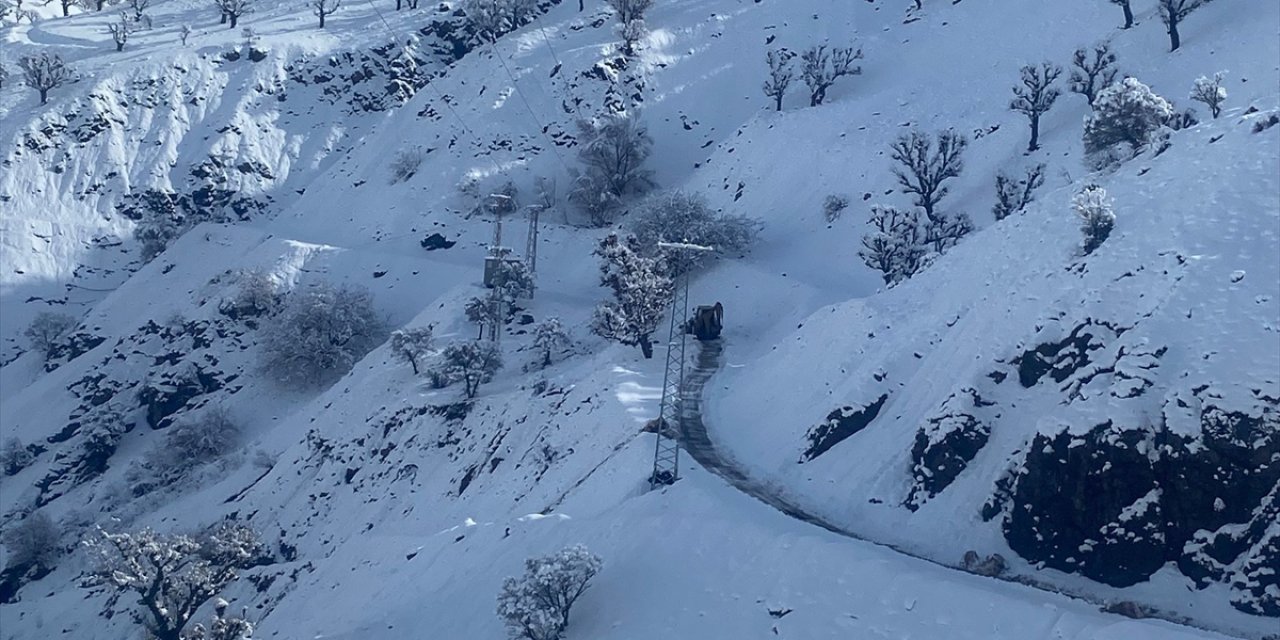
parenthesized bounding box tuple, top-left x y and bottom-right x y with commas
(675, 339, 1226, 637)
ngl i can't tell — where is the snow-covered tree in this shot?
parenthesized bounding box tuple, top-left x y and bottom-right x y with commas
(465, 295, 501, 339)
(1009, 62, 1062, 152)
(1158, 0, 1210, 52)
(1108, 0, 1134, 29)
(532, 318, 570, 368)
(212, 0, 250, 29)
(125, 408, 240, 497)
(19, 52, 71, 104)
(84, 524, 263, 640)
(762, 49, 795, 112)
(859, 205, 928, 286)
(1190, 71, 1227, 119)
(389, 326, 433, 375)
(569, 115, 654, 226)
(126, 0, 149, 26)
(1073, 184, 1115, 255)
(388, 145, 426, 183)
(493, 259, 536, 305)
(2, 511, 62, 573)
(496, 544, 602, 640)
(628, 190, 759, 274)
(1083, 77, 1173, 162)
(310, 0, 338, 28)
(800, 44, 862, 107)
(260, 282, 386, 388)
(2, 437, 35, 475)
(890, 129, 967, 222)
(1069, 44, 1119, 107)
(24, 311, 76, 358)
(220, 268, 281, 319)
(616, 17, 646, 56)
(437, 340, 502, 398)
(992, 163, 1045, 221)
(180, 24, 193, 45)
(107, 13, 132, 51)
(591, 233, 672, 359)
(464, 0, 534, 42)
(606, 0, 651, 24)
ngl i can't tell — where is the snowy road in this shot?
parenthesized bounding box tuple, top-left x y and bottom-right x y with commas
(675, 339, 1238, 638)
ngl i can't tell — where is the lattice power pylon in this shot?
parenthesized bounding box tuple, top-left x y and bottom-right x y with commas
(650, 242, 715, 489)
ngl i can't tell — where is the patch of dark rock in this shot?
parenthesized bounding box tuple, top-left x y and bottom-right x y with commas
(800, 394, 888, 462)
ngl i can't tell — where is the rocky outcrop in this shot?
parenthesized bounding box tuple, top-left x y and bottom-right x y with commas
(800, 394, 888, 462)
(905, 388, 993, 510)
(998, 403, 1279, 613)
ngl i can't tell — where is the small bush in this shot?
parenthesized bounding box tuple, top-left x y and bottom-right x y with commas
(496, 544, 602, 640)
(2, 438, 36, 476)
(1073, 184, 1115, 255)
(823, 194, 850, 222)
(2, 511, 62, 572)
(389, 145, 427, 184)
(260, 282, 386, 388)
(24, 311, 77, 359)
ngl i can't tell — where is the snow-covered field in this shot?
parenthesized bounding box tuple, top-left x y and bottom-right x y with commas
(1, 0, 1276, 638)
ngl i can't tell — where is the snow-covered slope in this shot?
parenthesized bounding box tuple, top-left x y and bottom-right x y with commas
(1, 0, 1276, 638)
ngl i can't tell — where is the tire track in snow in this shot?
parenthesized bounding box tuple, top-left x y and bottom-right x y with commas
(676, 339, 1240, 639)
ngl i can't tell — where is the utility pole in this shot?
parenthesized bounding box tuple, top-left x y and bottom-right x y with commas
(650, 241, 715, 489)
(525, 204, 542, 296)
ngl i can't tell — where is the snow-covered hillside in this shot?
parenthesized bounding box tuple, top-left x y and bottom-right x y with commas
(1, 0, 1276, 638)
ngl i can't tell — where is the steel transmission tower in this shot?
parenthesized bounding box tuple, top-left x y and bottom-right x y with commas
(650, 242, 715, 489)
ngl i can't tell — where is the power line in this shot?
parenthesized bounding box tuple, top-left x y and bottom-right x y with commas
(486, 36, 574, 174)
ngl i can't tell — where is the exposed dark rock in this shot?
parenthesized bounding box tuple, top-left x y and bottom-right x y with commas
(800, 394, 888, 462)
(1013, 322, 1110, 388)
(43, 332, 106, 372)
(1001, 403, 1279, 596)
(905, 388, 993, 510)
(420, 233, 456, 250)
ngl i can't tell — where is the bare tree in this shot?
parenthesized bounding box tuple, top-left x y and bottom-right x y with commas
(179, 24, 193, 45)
(126, 0, 148, 24)
(213, 0, 250, 29)
(107, 13, 131, 51)
(1190, 71, 1227, 118)
(1108, 0, 1134, 29)
(992, 163, 1045, 221)
(889, 129, 967, 222)
(1158, 0, 1209, 52)
(800, 44, 862, 107)
(762, 49, 795, 112)
(860, 205, 927, 285)
(1068, 44, 1119, 107)
(310, 0, 338, 27)
(3, 511, 62, 573)
(617, 17, 646, 56)
(1009, 62, 1063, 152)
(44, 0, 75, 17)
(606, 0, 651, 24)
(23, 310, 76, 356)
